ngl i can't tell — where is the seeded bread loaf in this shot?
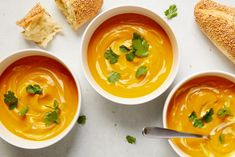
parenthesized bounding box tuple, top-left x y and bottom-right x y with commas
(17, 3, 62, 48)
(55, 0, 103, 30)
(194, 0, 235, 64)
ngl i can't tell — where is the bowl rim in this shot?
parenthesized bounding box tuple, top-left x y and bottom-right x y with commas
(0, 48, 81, 149)
(162, 70, 235, 157)
(81, 5, 180, 105)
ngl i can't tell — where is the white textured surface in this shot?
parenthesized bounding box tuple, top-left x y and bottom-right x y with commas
(0, 0, 234, 157)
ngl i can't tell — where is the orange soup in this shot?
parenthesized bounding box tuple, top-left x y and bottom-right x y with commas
(167, 76, 235, 157)
(0, 56, 78, 141)
(88, 14, 173, 98)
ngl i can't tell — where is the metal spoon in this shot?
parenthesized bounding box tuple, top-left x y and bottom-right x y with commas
(142, 127, 209, 139)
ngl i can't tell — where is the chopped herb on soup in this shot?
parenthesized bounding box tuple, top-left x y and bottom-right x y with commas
(202, 108, 214, 123)
(136, 66, 148, 78)
(193, 119, 204, 128)
(218, 133, 225, 144)
(217, 106, 231, 118)
(132, 33, 149, 57)
(188, 111, 197, 121)
(104, 48, 119, 64)
(4, 91, 18, 110)
(44, 100, 60, 126)
(119, 45, 130, 53)
(107, 71, 121, 83)
(18, 106, 29, 116)
(126, 52, 135, 61)
(26, 84, 43, 95)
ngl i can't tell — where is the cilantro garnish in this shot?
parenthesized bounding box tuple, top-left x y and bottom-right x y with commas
(77, 115, 86, 125)
(202, 108, 214, 123)
(126, 135, 136, 144)
(193, 119, 204, 128)
(218, 133, 225, 144)
(164, 4, 178, 19)
(126, 52, 135, 62)
(104, 48, 119, 64)
(132, 33, 149, 57)
(217, 106, 231, 118)
(136, 66, 148, 78)
(44, 100, 60, 126)
(188, 111, 197, 122)
(4, 91, 18, 110)
(107, 71, 121, 83)
(188, 108, 214, 128)
(188, 111, 204, 128)
(26, 84, 43, 95)
(119, 45, 130, 53)
(18, 106, 29, 116)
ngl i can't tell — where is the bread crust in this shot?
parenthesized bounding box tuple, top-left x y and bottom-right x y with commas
(55, 0, 103, 30)
(17, 3, 62, 48)
(17, 4, 45, 28)
(194, 0, 235, 64)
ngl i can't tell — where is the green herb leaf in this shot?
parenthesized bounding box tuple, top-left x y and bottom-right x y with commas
(107, 71, 121, 83)
(119, 45, 130, 53)
(136, 66, 148, 78)
(44, 100, 60, 126)
(164, 4, 178, 19)
(4, 91, 18, 110)
(26, 84, 43, 95)
(77, 115, 86, 125)
(188, 111, 197, 122)
(44, 111, 59, 126)
(193, 119, 204, 128)
(132, 33, 149, 57)
(126, 135, 136, 144)
(219, 133, 225, 144)
(104, 48, 119, 64)
(126, 52, 135, 61)
(217, 106, 231, 118)
(18, 106, 29, 116)
(202, 108, 214, 123)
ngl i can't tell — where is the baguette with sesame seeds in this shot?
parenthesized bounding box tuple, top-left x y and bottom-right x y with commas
(55, 0, 103, 30)
(194, 0, 235, 64)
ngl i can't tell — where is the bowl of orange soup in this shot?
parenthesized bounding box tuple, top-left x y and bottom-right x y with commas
(0, 49, 81, 149)
(163, 71, 235, 157)
(81, 5, 179, 104)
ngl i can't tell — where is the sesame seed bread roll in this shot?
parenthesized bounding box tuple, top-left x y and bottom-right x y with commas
(17, 3, 62, 48)
(194, 0, 235, 64)
(55, 0, 103, 30)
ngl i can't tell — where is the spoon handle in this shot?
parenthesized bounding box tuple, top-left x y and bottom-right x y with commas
(142, 127, 206, 139)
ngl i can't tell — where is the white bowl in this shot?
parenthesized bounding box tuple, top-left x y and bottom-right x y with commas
(81, 5, 179, 105)
(0, 49, 81, 149)
(163, 71, 235, 157)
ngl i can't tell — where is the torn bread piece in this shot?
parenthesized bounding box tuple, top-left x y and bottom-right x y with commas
(194, 0, 235, 64)
(55, 0, 103, 30)
(17, 3, 62, 48)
